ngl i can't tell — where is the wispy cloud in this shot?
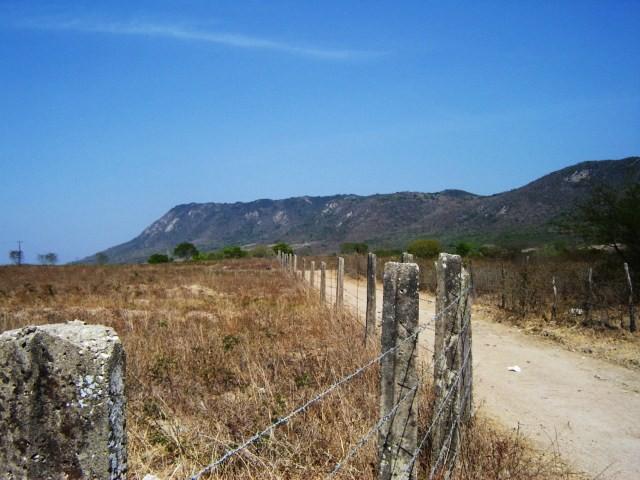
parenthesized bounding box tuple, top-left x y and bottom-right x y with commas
(14, 17, 384, 61)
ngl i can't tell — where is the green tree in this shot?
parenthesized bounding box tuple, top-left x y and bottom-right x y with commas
(173, 242, 199, 260)
(340, 242, 369, 254)
(38, 252, 58, 265)
(272, 242, 293, 255)
(567, 183, 640, 272)
(148, 253, 170, 264)
(407, 239, 442, 258)
(9, 250, 23, 265)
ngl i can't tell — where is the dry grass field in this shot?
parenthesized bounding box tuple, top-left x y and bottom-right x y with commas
(0, 261, 579, 479)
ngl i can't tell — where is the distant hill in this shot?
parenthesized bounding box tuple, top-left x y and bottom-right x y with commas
(90, 157, 640, 263)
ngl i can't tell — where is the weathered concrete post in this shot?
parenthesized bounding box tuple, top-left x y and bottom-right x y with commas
(0, 321, 127, 479)
(624, 263, 636, 332)
(366, 252, 377, 340)
(500, 263, 506, 309)
(320, 261, 327, 303)
(551, 276, 558, 322)
(293, 254, 298, 277)
(302, 258, 307, 283)
(310, 261, 316, 289)
(378, 262, 419, 480)
(336, 256, 345, 309)
(401, 252, 414, 263)
(431, 253, 473, 472)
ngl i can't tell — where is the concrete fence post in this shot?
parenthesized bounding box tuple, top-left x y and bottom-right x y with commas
(366, 252, 377, 340)
(336, 257, 345, 309)
(401, 252, 414, 263)
(320, 261, 327, 303)
(378, 262, 419, 480)
(431, 253, 473, 472)
(624, 263, 636, 333)
(302, 259, 307, 283)
(310, 261, 316, 289)
(0, 322, 127, 479)
(293, 254, 298, 277)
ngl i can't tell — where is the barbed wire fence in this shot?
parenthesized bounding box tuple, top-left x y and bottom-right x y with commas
(189, 251, 473, 480)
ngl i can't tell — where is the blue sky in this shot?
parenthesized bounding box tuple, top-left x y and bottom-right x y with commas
(1, 1, 639, 263)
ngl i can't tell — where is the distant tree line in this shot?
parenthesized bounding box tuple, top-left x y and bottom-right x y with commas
(147, 241, 295, 264)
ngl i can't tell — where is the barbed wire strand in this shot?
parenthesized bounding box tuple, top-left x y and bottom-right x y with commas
(190, 287, 467, 479)
(402, 347, 472, 479)
(428, 377, 472, 480)
(326, 384, 420, 479)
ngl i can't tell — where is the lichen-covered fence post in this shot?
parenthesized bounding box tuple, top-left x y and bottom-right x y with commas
(336, 256, 345, 309)
(624, 263, 636, 333)
(366, 252, 377, 340)
(378, 262, 419, 480)
(431, 253, 473, 472)
(401, 252, 414, 263)
(310, 261, 316, 289)
(320, 261, 327, 303)
(0, 321, 127, 479)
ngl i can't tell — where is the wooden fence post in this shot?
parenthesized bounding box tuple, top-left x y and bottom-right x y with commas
(320, 261, 327, 303)
(624, 263, 636, 333)
(310, 261, 315, 289)
(293, 254, 298, 276)
(378, 262, 419, 480)
(366, 252, 377, 340)
(431, 253, 473, 472)
(336, 257, 345, 309)
(302, 258, 306, 282)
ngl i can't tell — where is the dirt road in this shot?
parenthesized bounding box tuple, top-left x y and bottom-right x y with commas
(305, 270, 640, 479)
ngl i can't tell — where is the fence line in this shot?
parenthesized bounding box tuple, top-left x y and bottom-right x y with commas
(191, 253, 474, 479)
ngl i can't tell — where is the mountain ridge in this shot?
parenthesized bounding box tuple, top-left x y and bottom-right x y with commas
(90, 157, 640, 263)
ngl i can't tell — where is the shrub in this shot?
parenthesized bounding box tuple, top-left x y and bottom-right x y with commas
(407, 239, 442, 258)
(455, 242, 473, 257)
(250, 245, 271, 258)
(340, 242, 369, 254)
(173, 242, 199, 260)
(478, 244, 503, 258)
(148, 253, 170, 264)
(222, 246, 248, 259)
